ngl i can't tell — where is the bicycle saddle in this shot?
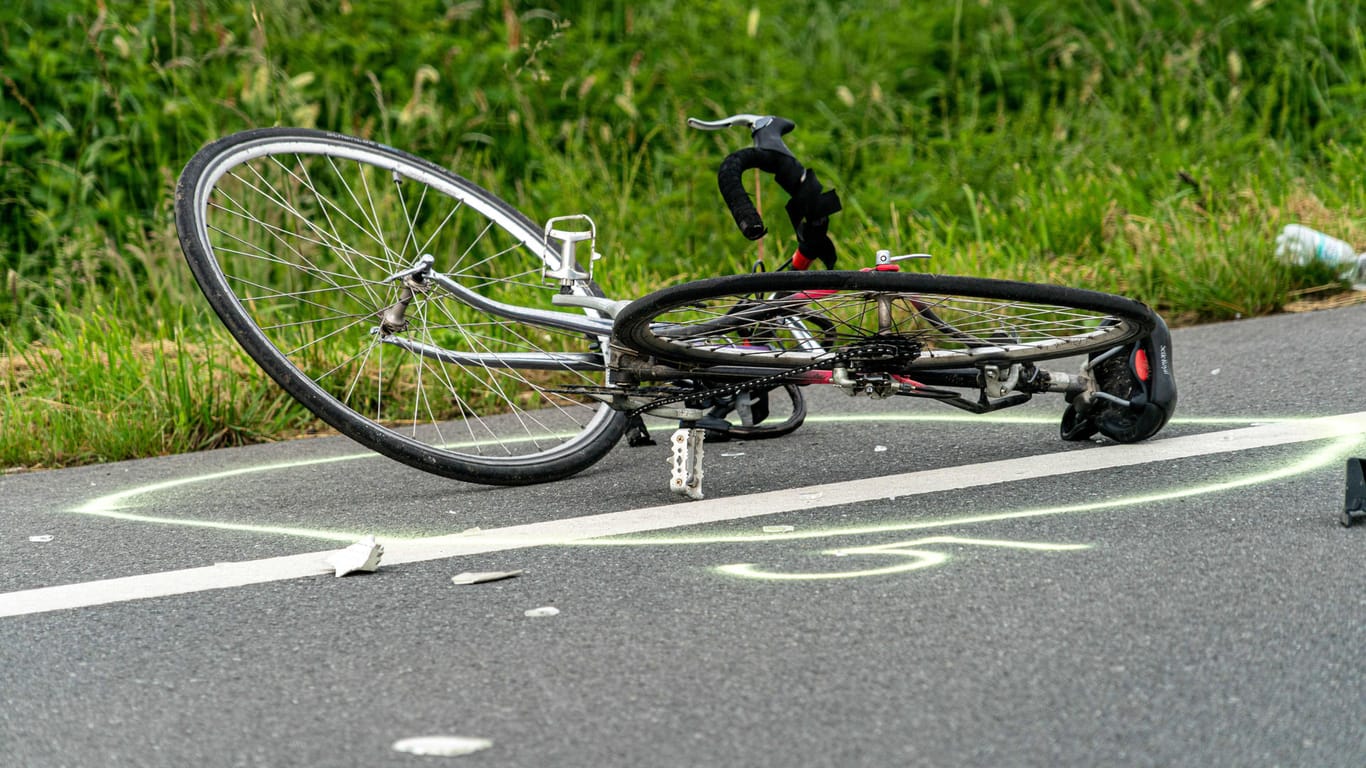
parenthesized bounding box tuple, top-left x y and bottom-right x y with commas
(1062, 316, 1177, 443)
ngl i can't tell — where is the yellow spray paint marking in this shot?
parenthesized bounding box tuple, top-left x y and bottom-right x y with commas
(68, 415, 1292, 528)
(61, 415, 1362, 582)
(67, 433, 576, 542)
(716, 536, 1091, 581)
(69, 453, 387, 542)
(584, 431, 1358, 549)
(7, 415, 1361, 616)
(585, 433, 1365, 581)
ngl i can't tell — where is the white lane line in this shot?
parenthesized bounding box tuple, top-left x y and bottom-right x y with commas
(3, 412, 1364, 619)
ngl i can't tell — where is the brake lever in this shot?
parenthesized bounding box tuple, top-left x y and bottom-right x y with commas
(688, 114, 796, 158)
(687, 114, 770, 132)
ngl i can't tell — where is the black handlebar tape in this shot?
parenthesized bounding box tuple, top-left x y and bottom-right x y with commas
(717, 147, 806, 240)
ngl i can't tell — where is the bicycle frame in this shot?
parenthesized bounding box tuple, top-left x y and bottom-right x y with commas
(377, 269, 612, 371)
(381, 253, 1089, 413)
(374, 246, 888, 377)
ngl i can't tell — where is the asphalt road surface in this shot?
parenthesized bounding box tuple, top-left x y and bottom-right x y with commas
(3, 302, 1365, 767)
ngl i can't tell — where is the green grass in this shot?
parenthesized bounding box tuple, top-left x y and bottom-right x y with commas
(0, 300, 313, 469)
(3, 0, 1366, 469)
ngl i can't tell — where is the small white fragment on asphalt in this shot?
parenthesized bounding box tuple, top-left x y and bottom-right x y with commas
(28, 535, 54, 543)
(762, 525, 795, 534)
(1211, 368, 1221, 376)
(324, 535, 383, 577)
(392, 735, 493, 757)
(524, 606, 560, 617)
(720, 452, 746, 457)
(874, 445, 888, 452)
(451, 570, 523, 585)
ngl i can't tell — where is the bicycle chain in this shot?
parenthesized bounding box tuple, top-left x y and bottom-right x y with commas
(628, 340, 911, 419)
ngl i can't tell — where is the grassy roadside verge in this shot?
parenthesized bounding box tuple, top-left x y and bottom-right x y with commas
(0, 304, 316, 470)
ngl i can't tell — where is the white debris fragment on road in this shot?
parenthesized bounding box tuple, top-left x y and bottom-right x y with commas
(450, 570, 523, 585)
(392, 735, 493, 757)
(324, 535, 383, 577)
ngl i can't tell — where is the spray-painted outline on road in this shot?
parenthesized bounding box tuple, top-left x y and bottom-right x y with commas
(0, 413, 1356, 618)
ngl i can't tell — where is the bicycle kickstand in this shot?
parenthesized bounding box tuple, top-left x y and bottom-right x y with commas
(669, 426, 706, 500)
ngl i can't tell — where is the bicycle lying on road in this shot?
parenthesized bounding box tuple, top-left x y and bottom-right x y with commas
(175, 114, 1177, 498)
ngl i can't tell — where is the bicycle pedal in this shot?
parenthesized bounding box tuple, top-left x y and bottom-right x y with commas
(669, 428, 705, 500)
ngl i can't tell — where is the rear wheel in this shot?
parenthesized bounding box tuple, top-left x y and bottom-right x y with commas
(614, 271, 1157, 371)
(175, 128, 625, 485)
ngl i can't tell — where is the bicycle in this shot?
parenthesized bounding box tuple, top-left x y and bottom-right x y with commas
(174, 114, 1177, 499)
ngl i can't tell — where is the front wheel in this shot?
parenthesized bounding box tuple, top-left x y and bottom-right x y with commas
(175, 128, 625, 485)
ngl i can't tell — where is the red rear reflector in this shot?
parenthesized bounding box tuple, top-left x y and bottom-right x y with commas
(1134, 348, 1150, 381)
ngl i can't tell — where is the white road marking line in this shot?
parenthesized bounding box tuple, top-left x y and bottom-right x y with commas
(3, 412, 1364, 618)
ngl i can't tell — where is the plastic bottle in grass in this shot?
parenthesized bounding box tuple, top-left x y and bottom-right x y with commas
(1275, 224, 1366, 287)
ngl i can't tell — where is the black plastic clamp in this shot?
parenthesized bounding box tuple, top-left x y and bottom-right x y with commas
(1342, 457, 1366, 527)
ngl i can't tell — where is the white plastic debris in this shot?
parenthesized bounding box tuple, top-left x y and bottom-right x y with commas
(524, 606, 560, 617)
(762, 525, 796, 534)
(1275, 224, 1366, 287)
(451, 570, 522, 585)
(392, 736, 493, 757)
(874, 445, 888, 452)
(324, 535, 383, 577)
(28, 535, 54, 543)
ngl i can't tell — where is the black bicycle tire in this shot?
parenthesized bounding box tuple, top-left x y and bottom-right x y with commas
(175, 128, 625, 485)
(614, 271, 1157, 370)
